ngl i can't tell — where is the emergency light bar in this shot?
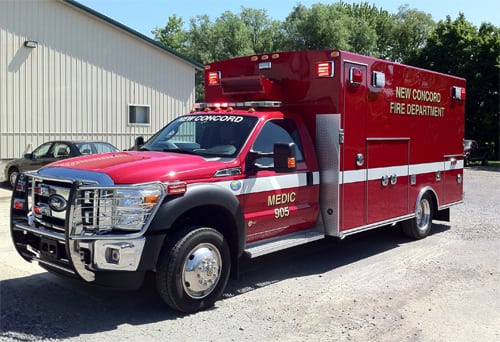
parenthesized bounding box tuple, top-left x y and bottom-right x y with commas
(194, 101, 282, 109)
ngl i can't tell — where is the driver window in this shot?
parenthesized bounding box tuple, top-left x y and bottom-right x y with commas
(252, 119, 304, 167)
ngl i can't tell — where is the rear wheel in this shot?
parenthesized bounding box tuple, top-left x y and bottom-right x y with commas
(156, 226, 230, 313)
(8, 167, 19, 188)
(402, 192, 434, 239)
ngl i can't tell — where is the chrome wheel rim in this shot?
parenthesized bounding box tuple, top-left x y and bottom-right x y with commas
(416, 198, 431, 231)
(9, 171, 18, 187)
(182, 243, 222, 299)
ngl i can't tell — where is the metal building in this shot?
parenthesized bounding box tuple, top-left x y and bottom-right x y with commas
(0, 0, 202, 161)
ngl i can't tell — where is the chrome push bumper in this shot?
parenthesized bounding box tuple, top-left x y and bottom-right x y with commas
(12, 221, 146, 282)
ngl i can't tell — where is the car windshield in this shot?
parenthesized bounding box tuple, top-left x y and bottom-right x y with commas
(141, 114, 258, 158)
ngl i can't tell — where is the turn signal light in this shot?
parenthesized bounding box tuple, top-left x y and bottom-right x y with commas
(167, 182, 187, 195)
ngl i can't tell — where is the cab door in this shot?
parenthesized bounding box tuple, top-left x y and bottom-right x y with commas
(241, 118, 319, 243)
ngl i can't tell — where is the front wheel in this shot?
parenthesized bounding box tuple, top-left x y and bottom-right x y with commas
(156, 226, 231, 313)
(402, 192, 434, 239)
(8, 167, 19, 188)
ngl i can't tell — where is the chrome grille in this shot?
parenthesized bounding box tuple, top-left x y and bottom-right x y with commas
(31, 177, 73, 233)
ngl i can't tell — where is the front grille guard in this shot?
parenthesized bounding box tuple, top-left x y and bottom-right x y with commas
(13, 172, 167, 281)
(16, 173, 166, 240)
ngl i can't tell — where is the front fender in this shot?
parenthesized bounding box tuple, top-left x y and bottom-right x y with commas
(147, 183, 246, 257)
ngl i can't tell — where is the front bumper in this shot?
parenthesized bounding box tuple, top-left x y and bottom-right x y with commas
(10, 170, 167, 286)
(12, 221, 146, 278)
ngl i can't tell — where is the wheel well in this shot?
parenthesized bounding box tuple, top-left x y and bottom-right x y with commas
(414, 187, 439, 218)
(425, 190, 439, 218)
(168, 205, 240, 263)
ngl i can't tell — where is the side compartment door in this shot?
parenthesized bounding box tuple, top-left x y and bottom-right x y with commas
(367, 139, 409, 223)
(341, 62, 368, 230)
(443, 154, 464, 205)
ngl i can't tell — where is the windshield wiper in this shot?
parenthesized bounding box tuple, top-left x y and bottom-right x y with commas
(162, 148, 201, 156)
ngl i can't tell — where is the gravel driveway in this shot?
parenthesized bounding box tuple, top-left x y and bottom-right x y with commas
(1, 167, 499, 341)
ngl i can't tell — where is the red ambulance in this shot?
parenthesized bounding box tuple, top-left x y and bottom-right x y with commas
(11, 50, 466, 313)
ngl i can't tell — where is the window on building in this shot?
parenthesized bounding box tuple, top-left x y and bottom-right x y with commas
(129, 105, 150, 125)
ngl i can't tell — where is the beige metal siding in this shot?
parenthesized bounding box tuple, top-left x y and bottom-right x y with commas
(0, 0, 196, 158)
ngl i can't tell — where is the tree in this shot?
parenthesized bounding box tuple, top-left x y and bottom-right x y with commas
(390, 5, 436, 62)
(280, 4, 352, 51)
(409, 14, 500, 158)
(339, 2, 394, 58)
(152, 14, 187, 53)
(240, 7, 282, 54)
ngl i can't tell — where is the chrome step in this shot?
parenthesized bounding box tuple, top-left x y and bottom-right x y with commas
(244, 229, 325, 258)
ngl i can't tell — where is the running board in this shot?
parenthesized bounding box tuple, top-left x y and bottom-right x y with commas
(244, 230, 325, 258)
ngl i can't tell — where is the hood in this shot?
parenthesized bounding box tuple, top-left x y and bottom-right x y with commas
(45, 151, 237, 184)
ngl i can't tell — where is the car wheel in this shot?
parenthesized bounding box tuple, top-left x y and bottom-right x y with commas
(402, 192, 434, 239)
(8, 167, 19, 188)
(156, 226, 231, 313)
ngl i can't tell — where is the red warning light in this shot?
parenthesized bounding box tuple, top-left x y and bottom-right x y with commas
(208, 71, 220, 85)
(316, 62, 334, 77)
(350, 67, 363, 84)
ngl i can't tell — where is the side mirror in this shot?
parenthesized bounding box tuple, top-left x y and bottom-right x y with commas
(274, 143, 296, 173)
(134, 136, 145, 149)
(23, 153, 33, 160)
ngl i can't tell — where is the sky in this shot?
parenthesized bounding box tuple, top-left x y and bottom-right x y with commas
(76, 0, 499, 39)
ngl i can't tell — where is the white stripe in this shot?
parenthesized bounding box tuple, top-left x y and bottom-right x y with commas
(342, 161, 463, 185)
(209, 159, 462, 193)
(342, 169, 366, 184)
(409, 162, 443, 175)
(367, 165, 409, 180)
(214, 171, 320, 195)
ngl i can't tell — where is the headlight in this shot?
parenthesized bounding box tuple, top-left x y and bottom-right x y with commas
(112, 187, 162, 231)
(75, 184, 164, 234)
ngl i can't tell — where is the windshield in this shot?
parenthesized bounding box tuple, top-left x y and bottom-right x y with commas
(141, 114, 258, 158)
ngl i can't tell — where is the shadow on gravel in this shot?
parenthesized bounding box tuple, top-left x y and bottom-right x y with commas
(225, 223, 450, 296)
(0, 223, 450, 340)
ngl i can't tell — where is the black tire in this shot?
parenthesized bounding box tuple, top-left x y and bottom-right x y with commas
(402, 192, 434, 239)
(8, 167, 19, 188)
(156, 226, 231, 313)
